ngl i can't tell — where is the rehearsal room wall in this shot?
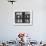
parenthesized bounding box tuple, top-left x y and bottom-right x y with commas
(0, 0, 46, 41)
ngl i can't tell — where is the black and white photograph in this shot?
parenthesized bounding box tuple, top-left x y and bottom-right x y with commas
(15, 11, 32, 26)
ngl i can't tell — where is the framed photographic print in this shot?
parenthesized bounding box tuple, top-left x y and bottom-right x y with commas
(14, 10, 33, 26)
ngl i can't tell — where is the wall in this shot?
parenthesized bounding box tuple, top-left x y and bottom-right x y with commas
(0, 0, 46, 41)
